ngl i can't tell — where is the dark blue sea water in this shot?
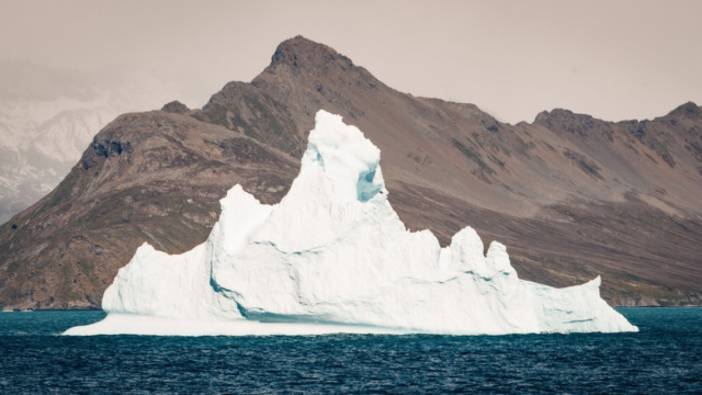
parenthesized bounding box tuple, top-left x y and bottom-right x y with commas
(1, 308, 701, 394)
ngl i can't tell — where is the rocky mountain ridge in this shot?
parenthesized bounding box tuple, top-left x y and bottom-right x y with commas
(1, 36, 701, 309)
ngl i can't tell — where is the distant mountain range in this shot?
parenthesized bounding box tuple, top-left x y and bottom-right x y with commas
(1, 36, 700, 310)
(0, 63, 183, 223)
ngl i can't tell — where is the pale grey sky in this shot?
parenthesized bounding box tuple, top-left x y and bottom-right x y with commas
(1, 0, 700, 123)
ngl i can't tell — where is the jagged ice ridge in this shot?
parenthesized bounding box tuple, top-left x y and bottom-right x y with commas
(65, 110, 637, 336)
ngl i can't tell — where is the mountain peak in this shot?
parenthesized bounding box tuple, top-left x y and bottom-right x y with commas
(161, 100, 190, 114)
(268, 35, 354, 70)
(534, 108, 594, 124)
(667, 101, 700, 118)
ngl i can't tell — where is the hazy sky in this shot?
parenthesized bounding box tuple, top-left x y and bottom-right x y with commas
(1, 0, 700, 123)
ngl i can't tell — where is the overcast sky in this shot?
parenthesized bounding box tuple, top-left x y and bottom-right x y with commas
(1, 0, 700, 123)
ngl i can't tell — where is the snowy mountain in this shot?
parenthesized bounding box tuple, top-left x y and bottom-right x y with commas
(0, 104, 111, 222)
(0, 63, 185, 223)
(66, 111, 636, 336)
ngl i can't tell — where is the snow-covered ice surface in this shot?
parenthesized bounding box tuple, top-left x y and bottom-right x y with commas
(65, 110, 638, 336)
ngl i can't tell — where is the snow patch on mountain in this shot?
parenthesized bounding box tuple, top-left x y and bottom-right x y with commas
(0, 64, 189, 223)
(65, 110, 637, 336)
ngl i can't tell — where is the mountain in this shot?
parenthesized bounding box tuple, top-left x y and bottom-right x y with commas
(0, 62, 184, 223)
(1, 36, 701, 309)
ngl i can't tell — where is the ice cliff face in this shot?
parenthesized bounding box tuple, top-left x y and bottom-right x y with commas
(65, 110, 637, 336)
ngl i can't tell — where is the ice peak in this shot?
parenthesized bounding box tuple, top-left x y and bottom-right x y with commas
(299, 110, 385, 203)
(307, 111, 380, 170)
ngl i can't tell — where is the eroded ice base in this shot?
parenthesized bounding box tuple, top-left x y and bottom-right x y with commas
(64, 314, 407, 336)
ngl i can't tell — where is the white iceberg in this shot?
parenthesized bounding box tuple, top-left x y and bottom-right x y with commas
(65, 110, 637, 336)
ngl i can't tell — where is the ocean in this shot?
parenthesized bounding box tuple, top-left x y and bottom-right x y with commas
(1, 308, 701, 394)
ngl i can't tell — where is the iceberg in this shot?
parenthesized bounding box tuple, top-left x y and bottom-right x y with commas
(65, 110, 637, 336)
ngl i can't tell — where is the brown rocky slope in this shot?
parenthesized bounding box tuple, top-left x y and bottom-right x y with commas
(1, 36, 701, 309)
